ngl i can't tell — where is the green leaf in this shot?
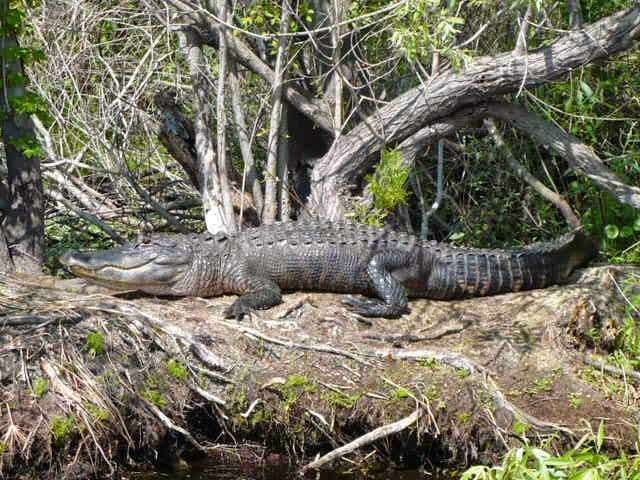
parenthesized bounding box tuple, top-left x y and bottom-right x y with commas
(621, 226, 634, 238)
(596, 420, 604, 453)
(633, 217, 640, 232)
(604, 225, 619, 240)
(580, 81, 594, 99)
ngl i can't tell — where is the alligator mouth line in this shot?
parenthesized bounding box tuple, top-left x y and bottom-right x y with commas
(68, 257, 179, 287)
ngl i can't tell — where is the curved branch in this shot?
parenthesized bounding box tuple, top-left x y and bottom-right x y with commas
(309, 7, 640, 218)
(483, 117, 581, 228)
(488, 102, 640, 210)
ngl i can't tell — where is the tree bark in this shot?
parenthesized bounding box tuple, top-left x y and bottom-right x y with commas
(568, 0, 583, 30)
(308, 7, 640, 219)
(0, 29, 44, 273)
(178, 28, 234, 233)
(262, 1, 290, 224)
(214, 0, 237, 233)
(154, 90, 201, 191)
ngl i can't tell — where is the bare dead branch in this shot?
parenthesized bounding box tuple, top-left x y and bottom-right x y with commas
(160, 0, 334, 134)
(483, 117, 581, 228)
(514, 4, 534, 55)
(178, 28, 234, 233)
(300, 409, 422, 472)
(488, 102, 640, 210)
(229, 60, 264, 217)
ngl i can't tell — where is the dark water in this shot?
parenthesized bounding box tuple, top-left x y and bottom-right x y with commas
(130, 459, 449, 480)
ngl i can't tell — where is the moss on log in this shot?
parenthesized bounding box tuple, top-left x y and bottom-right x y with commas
(0, 266, 638, 478)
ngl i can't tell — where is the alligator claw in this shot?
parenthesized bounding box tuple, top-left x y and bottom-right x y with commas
(224, 300, 253, 320)
(343, 295, 405, 318)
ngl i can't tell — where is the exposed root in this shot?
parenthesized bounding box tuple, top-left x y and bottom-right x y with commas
(144, 401, 206, 453)
(370, 349, 575, 437)
(299, 409, 422, 473)
(220, 320, 372, 365)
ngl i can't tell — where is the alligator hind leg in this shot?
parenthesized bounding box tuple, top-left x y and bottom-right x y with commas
(224, 277, 282, 320)
(344, 251, 409, 318)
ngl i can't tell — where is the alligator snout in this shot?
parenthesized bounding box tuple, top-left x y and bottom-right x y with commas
(60, 248, 157, 272)
(60, 250, 95, 269)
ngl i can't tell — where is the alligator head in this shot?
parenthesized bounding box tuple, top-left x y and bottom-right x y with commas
(60, 235, 198, 296)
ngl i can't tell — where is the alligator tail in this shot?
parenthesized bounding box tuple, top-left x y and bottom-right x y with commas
(424, 231, 598, 299)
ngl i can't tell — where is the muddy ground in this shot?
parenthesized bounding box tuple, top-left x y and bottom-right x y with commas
(1, 265, 639, 478)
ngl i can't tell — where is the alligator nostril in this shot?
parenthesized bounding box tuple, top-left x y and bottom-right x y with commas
(60, 251, 86, 268)
(59, 251, 75, 266)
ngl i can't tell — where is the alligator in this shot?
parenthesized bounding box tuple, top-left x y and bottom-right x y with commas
(60, 220, 598, 319)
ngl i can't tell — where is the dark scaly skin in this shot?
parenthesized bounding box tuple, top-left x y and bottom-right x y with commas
(60, 220, 598, 319)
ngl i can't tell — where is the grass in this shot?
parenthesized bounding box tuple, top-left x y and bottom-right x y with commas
(462, 426, 640, 480)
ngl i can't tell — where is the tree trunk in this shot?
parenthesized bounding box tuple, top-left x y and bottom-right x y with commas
(0, 28, 44, 273)
(262, 1, 290, 224)
(178, 28, 234, 234)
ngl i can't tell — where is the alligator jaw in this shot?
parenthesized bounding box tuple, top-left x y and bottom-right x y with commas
(59, 244, 192, 293)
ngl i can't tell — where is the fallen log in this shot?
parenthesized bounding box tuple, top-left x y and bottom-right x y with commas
(0, 266, 638, 478)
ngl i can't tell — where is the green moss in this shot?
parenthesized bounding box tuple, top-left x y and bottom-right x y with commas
(166, 358, 188, 380)
(33, 377, 49, 397)
(51, 415, 76, 445)
(284, 374, 315, 391)
(393, 387, 411, 399)
(457, 412, 472, 424)
(277, 374, 317, 411)
(249, 407, 274, 428)
(85, 403, 109, 422)
(418, 357, 440, 369)
(142, 389, 167, 408)
(512, 420, 531, 437)
(85, 331, 106, 356)
(424, 385, 439, 401)
(525, 376, 554, 395)
(322, 391, 361, 409)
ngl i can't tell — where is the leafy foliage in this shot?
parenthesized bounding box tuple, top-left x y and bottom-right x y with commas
(391, 0, 470, 68)
(353, 149, 411, 226)
(462, 427, 640, 480)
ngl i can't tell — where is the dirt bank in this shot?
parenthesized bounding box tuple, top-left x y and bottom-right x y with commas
(1, 266, 638, 478)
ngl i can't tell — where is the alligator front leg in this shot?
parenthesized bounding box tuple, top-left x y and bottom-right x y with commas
(224, 277, 282, 320)
(344, 251, 409, 318)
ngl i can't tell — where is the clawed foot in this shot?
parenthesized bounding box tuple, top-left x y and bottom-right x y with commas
(343, 295, 407, 318)
(224, 300, 253, 320)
